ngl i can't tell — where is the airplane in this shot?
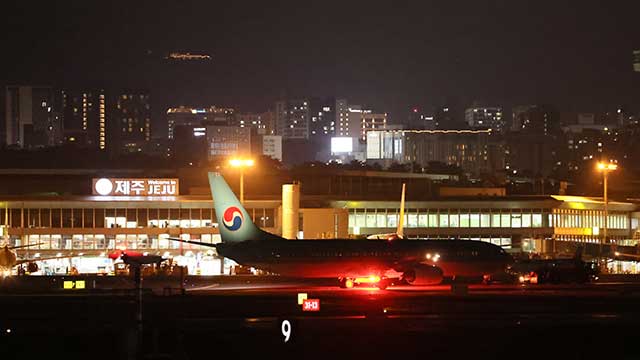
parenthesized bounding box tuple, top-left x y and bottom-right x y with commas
(0, 242, 73, 275)
(509, 246, 599, 284)
(366, 183, 406, 241)
(170, 172, 512, 289)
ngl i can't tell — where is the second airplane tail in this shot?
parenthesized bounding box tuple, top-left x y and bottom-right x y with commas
(396, 183, 405, 239)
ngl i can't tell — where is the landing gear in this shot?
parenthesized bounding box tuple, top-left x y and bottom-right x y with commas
(339, 277, 354, 288)
(377, 279, 389, 290)
(339, 277, 391, 289)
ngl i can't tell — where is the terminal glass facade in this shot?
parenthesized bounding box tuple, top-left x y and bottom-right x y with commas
(349, 208, 628, 230)
(0, 205, 276, 251)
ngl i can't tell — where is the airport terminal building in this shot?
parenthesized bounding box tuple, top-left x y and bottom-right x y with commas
(341, 195, 637, 251)
(1, 177, 639, 275)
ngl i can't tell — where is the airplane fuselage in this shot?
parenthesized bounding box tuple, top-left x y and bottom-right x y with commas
(121, 254, 165, 266)
(217, 238, 511, 279)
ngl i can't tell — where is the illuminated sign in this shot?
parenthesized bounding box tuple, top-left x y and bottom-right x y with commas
(331, 137, 353, 153)
(92, 178, 179, 196)
(302, 299, 320, 312)
(554, 227, 596, 236)
(297, 293, 308, 305)
(63, 280, 85, 289)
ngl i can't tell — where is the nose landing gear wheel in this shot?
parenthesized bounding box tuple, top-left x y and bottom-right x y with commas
(339, 278, 354, 288)
(377, 279, 389, 290)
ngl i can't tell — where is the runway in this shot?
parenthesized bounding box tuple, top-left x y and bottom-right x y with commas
(183, 280, 640, 296)
(1, 276, 640, 359)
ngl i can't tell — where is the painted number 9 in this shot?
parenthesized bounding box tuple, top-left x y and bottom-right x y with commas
(281, 320, 291, 343)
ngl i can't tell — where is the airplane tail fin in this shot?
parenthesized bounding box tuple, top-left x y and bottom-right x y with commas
(396, 183, 406, 239)
(209, 172, 281, 244)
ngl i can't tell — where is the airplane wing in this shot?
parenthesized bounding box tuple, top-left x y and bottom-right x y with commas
(613, 252, 640, 262)
(168, 237, 218, 248)
(9, 243, 46, 250)
(15, 254, 82, 266)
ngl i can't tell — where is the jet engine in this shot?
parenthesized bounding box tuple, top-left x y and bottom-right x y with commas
(402, 264, 443, 285)
(26, 262, 39, 273)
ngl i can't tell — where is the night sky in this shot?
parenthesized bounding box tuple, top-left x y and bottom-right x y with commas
(3, 1, 639, 133)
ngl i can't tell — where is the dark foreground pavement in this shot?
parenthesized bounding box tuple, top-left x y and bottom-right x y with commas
(0, 276, 639, 359)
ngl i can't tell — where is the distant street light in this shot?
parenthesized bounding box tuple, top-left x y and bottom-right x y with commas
(596, 161, 618, 260)
(229, 158, 255, 203)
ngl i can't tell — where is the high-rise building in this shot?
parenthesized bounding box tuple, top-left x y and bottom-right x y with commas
(166, 106, 238, 160)
(560, 124, 613, 175)
(167, 107, 203, 140)
(512, 105, 558, 135)
(1, 85, 61, 148)
(263, 135, 283, 161)
(335, 98, 348, 135)
(60, 89, 107, 149)
(275, 99, 309, 139)
(408, 108, 436, 130)
(358, 111, 387, 141)
(434, 105, 457, 129)
(337, 105, 388, 140)
(237, 113, 263, 132)
(112, 91, 151, 153)
(465, 106, 503, 133)
(505, 133, 559, 177)
(309, 97, 336, 139)
(366, 129, 503, 175)
(341, 105, 362, 137)
(206, 126, 252, 160)
(167, 106, 235, 140)
(237, 111, 275, 135)
(260, 111, 276, 135)
(171, 124, 207, 164)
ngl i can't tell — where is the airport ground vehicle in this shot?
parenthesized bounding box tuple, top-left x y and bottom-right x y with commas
(510, 247, 599, 284)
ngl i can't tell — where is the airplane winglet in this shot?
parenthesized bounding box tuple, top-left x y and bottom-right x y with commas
(396, 183, 405, 239)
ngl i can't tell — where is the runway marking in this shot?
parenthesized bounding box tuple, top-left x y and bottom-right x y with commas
(185, 283, 220, 291)
(591, 314, 619, 319)
(186, 283, 312, 291)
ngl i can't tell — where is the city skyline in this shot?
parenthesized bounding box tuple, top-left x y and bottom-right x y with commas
(1, 1, 640, 184)
(2, 1, 639, 130)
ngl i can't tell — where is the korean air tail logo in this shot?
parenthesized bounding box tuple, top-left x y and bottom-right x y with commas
(223, 206, 244, 231)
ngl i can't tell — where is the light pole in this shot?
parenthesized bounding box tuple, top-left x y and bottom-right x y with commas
(596, 161, 617, 260)
(229, 158, 255, 203)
